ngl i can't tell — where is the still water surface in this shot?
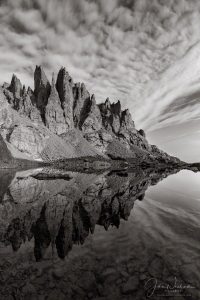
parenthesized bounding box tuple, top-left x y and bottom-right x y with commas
(0, 168, 199, 299)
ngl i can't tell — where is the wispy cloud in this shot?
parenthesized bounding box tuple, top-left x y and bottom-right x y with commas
(1, 0, 200, 131)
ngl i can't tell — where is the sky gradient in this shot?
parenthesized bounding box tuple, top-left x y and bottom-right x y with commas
(0, 0, 200, 161)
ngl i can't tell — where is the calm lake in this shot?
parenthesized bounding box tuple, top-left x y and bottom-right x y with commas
(0, 168, 199, 300)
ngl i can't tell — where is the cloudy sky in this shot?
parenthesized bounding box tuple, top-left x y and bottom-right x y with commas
(0, 0, 200, 161)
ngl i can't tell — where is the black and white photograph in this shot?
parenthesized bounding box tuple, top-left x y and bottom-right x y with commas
(0, 0, 200, 299)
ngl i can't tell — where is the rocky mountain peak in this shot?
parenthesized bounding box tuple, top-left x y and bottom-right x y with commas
(56, 67, 74, 129)
(120, 109, 135, 131)
(34, 66, 49, 89)
(34, 66, 51, 121)
(111, 100, 121, 116)
(90, 94, 96, 105)
(81, 94, 102, 133)
(0, 65, 180, 164)
(98, 99, 122, 134)
(22, 85, 26, 96)
(45, 72, 67, 135)
(34, 65, 51, 99)
(73, 82, 91, 128)
(9, 74, 22, 99)
(105, 98, 111, 109)
(56, 67, 73, 87)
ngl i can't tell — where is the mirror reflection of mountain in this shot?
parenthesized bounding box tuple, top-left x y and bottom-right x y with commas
(0, 167, 181, 261)
(0, 168, 200, 300)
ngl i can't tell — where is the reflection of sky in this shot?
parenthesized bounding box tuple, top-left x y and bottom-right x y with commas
(146, 170, 200, 213)
(147, 120, 200, 163)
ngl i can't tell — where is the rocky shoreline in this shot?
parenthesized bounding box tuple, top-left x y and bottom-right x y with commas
(0, 152, 199, 174)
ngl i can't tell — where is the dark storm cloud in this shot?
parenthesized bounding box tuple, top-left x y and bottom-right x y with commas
(1, 0, 200, 130)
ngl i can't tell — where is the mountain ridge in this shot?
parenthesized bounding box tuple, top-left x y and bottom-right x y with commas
(0, 65, 181, 165)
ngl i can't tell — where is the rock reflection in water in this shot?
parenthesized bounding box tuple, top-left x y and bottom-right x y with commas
(0, 168, 199, 299)
(1, 168, 175, 261)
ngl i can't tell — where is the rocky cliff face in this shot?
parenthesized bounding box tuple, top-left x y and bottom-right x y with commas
(45, 74, 68, 135)
(0, 66, 181, 163)
(0, 85, 102, 161)
(34, 65, 51, 122)
(56, 67, 74, 129)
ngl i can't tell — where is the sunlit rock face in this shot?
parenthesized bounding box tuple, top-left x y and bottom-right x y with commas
(45, 74, 68, 135)
(9, 75, 22, 102)
(0, 167, 179, 260)
(81, 94, 102, 133)
(0, 88, 81, 161)
(3, 76, 42, 124)
(22, 89, 43, 124)
(0, 66, 182, 163)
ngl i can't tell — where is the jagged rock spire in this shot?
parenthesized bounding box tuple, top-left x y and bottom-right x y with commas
(90, 94, 96, 104)
(56, 67, 74, 129)
(34, 65, 51, 122)
(22, 85, 26, 97)
(120, 109, 135, 131)
(111, 100, 121, 116)
(34, 66, 50, 92)
(9, 74, 22, 99)
(45, 71, 68, 135)
(81, 94, 102, 133)
(73, 82, 90, 128)
(105, 97, 111, 109)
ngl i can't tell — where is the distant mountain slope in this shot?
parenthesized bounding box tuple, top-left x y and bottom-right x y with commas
(0, 66, 181, 164)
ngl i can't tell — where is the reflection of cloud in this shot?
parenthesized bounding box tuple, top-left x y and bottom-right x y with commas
(1, 0, 200, 130)
(147, 119, 200, 162)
